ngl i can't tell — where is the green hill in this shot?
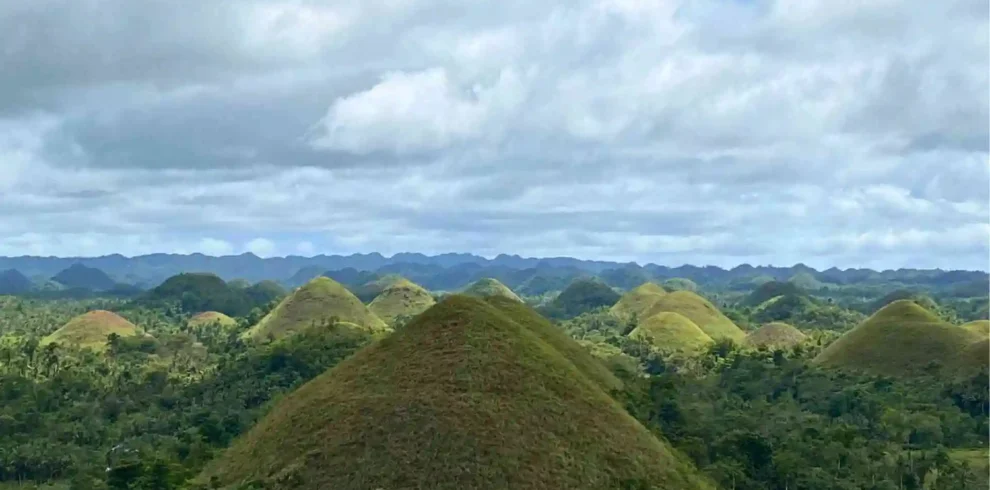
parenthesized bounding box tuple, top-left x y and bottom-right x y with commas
(541, 278, 620, 319)
(42, 310, 140, 350)
(662, 278, 698, 292)
(368, 278, 436, 324)
(197, 296, 710, 489)
(745, 322, 807, 349)
(643, 291, 746, 342)
(743, 281, 805, 307)
(814, 300, 983, 376)
(51, 263, 117, 291)
(868, 290, 939, 315)
(0, 269, 33, 295)
(242, 277, 388, 342)
(350, 274, 407, 303)
(462, 278, 522, 302)
(629, 312, 714, 352)
(187, 311, 237, 330)
(787, 271, 823, 290)
(244, 280, 287, 305)
(139, 273, 255, 316)
(610, 282, 666, 320)
(960, 320, 990, 337)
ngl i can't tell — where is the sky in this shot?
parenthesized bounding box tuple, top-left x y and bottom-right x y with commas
(0, 0, 987, 270)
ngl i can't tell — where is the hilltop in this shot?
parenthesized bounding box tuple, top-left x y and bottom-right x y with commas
(610, 282, 666, 320)
(961, 320, 990, 337)
(197, 296, 709, 489)
(138, 273, 256, 316)
(188, 311, 237, 330)
(462, 278, 522, 302)
(242, 277, 387, 341)
(743, 281, 805, 307)
(814, 300, 984, 376)
(368, 278, 436, 324)
(41, 310, 140, 350)
(540, 278, 620, 319)
(629, 312, 714, 352)
(51, 263, 117, 291)
(745, 322, 807, 349)
(0, 269, 33, 295)
(663, 278, 698, 292)
(643, 291, 746, 342)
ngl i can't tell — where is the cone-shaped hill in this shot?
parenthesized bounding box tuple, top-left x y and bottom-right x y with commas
(242, 277, 387, 342)
(960, 320, 990, 337)
(746, 322, 807, 349)
(629, 312, 714, 352)
(462, 277, 522, 302)
(643, 291, 746, 342)
(610, 282, 666, 320)
(188, 311, 237, 330)
(542, 278, 620, 319)
(368, 278, 436, 324)
(814, 300, 984, 377)
(197, 296, 710, 489)
(42, 310, 140, 350)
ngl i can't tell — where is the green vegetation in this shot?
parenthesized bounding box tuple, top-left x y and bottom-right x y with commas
(610, 282, 666, 320)
(663, 278, 698, 292)
(960, 320, 990, 337)
(461, 277, 522, 302)
(743, 281, 804, 307)
(242, 277, 387, 342)
(814, 300, 985, 377)
(0, 269, 32, 295)
(137, 273, 260, 317)
(539, 277, 620, 319)
(197, 296, 710, 489)
(51, 264, 117, 291)
(644, 291, 746, 342)
(187, 311, 237, 330)
(629, 312, 714, 353)
(744, 322, 807, 349)
(41, 310, 141, 350)
(367, 277, 436, 325)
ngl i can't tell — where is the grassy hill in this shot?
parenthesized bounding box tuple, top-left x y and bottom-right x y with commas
(462, 278, 522, 302)
(610, 282, 666, 320)
(540, 278, 620, 319)
(138, 273, 256, 316)
(196, 296, 710, 489)
(662, 278, 698, 292)
(41, 310, 140, 350)
(368, 278, 436, 324)
(51, 264, 116, 291)
(629, 312, 714, 352)
(643, 291, 746, 342)
(814, 300, 984, 376)
(0, 269, 32, 295)
(187, 311, 237, 330)
(743, 281, 805, 307)
(242, 277, 387, 342)
(745, 322, 807, 349)
(960, 320, 990, 337)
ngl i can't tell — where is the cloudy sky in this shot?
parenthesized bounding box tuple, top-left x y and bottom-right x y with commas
(0, 0, 987, 270)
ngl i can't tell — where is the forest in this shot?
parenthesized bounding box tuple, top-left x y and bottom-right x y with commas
(0, 260, 987, 489)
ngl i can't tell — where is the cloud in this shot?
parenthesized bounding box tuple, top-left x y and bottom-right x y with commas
(0, 0, 986, 270)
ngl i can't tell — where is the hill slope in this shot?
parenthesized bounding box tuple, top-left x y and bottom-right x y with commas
(42, 310, 140, 350)
(629, 312, 714, 352)
(814, 300, 983, 376)
(542, 278, 620, 318)
(0, 269, 33, 295)
(51, 263, 117, 290)
(368, 278, 436, 324)
(745, 322, 807, 349)
(188, 311, 237, 330)
(139, 273, 255, 316)
(462, 278, 522, 302)
(960, 320, 990, 337)
(197, 296, 709, 489)
(643, 291, 746, 342)
(243, 277, 387, 341)
(610, 282, 666, 320)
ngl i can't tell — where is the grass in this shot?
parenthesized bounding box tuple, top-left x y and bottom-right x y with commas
(643, 291, 746, 342)
(187, 311, 237, 329)
(745, 322, 807, 349)
(41, 310, 140, 351)
(242, 277, 387, 342)
(960, 320, 990, 337)
(948, 448, 989, 472)
(629, 312, 714, 352)
(662, 278, 698, 292)
(196, 295, 711, 490)
(610, 282, 666, 320)
(462, 278, 522, 302)
(813, 300, 984, 377)
(368, 278, 436, 324)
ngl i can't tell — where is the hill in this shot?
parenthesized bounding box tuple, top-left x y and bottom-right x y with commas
(867, 289, 939, 315)
(197, 296, 710, 489)
(41, 310, 140, 350)
(462, 278, 522, 302)
(139, 273, 255, 316)
(540, 278, 620, 319)
(51, 263, 116, 291)
(961, 320, 990, 337)
(662, 278, 698, 292)
(743, 281, 805, 307)
(629, 312, 714, 352)
(349, 274, 406, 303)
(643, 291, 746, 342)
(188, 311, 237, 330)
(814, 300, 984, 376)
(610, 282, 666, 320)
(745, 322, 807, 349)
(0, 269, 33, 295)
(242, 277, 387, 342)
(244, 280, 287, 305)
(368, 278, 436, 324)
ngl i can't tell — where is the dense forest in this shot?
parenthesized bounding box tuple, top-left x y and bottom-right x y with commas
(0, 262, 987, 489)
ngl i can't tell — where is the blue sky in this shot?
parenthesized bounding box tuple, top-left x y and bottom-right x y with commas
(0, 0, 987, 270)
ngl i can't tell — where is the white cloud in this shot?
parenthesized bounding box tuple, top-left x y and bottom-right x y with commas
(296, 240, 316, 255)
(197, 238, 235, 256)
(245, 238, 277, 257)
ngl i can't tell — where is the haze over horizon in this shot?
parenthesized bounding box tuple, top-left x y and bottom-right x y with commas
(1, 0, 987, 271)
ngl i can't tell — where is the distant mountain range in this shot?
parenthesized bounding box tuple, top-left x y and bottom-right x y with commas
(0, 253, 985, 294)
